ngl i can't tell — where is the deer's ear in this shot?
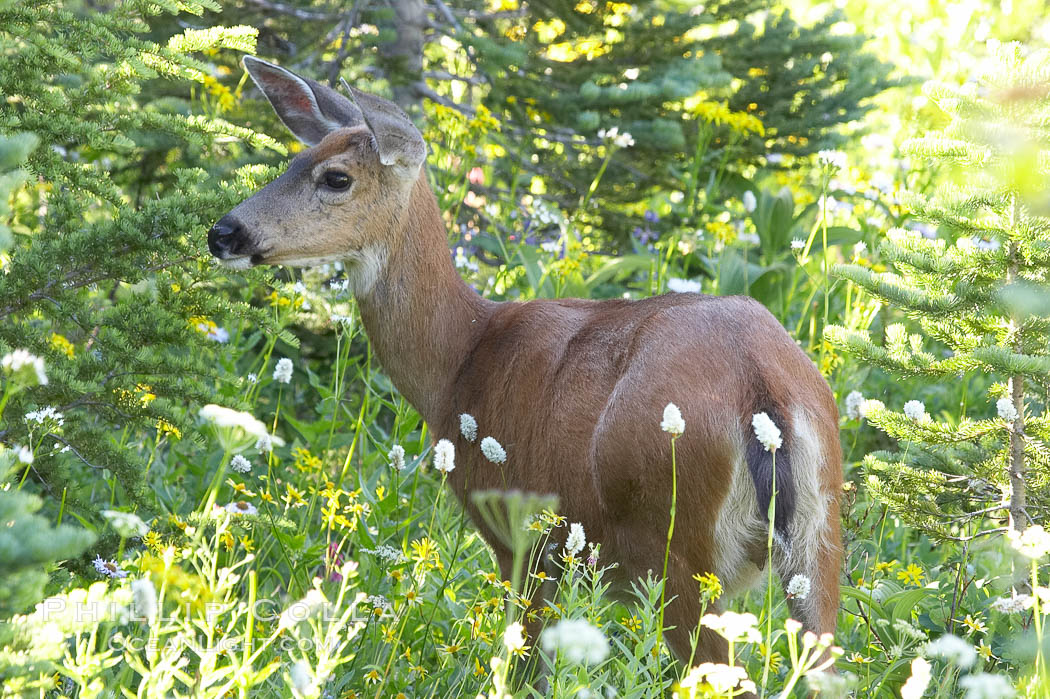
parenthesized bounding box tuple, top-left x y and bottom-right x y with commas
(347, 85, 427, 175)
(242, 56, 364, 146)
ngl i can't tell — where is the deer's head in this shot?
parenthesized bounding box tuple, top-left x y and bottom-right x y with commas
(209, 57, 426, 289)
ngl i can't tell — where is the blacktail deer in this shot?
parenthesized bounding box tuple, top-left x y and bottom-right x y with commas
(209, 56, 843, 665)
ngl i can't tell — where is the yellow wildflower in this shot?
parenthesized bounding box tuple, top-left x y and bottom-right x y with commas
(49, 333, 74, 359)
(897, 563, 924, 586)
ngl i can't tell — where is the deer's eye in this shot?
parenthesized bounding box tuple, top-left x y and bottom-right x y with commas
(323, 171, 352, 191)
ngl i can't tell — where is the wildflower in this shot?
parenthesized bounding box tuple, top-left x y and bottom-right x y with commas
(199, 404, 269, 439)
(996, 397, 1018, 422)
(433, 439, 455, 473)
(226, 500, 258, 515)
(460, 413, 478, 442)
(701, 610, 761, 643)
(900, 657, 931, 699)
(680, 663, 756, 696)
(666, 278, 702, 294)
(751, 412, 782, 451)
(362, 545, 406, 565)
(331, 313, 353, 327)
(1008, 523, 1050, 559)
(845, 390, 865, 420)
(787, 574, 811, 600)
(1, 349, 48, 385)
(480, 436, 507, 464)
(366, 595, 392, 614)
(230, 454, 252, 473)
(791, 238, 806, 250)
(289, 660, 313, 696)
(853, 241, 867, 258)
(49, 333, 75, 359)
(101, 510, 150, 538)
(742, 190, 757, 213)
(958, 673, 1015, 699)
(273, 357, 293, 383)
(388, 444, 406, 471)
(131, 578, 158, 624)
(817, 150, 847, 171)
(255, 434, 273, 453)
(903, 400, 927, 422)
(565, 522, 586, 556)
(16, 445, 32, 464)
(25, 406, 64, 426)
(207, 326, 230, 343)
(990, 591, 1033, 614)
(961, 614, 986, 634)
(246, 373, 258, 384)
(661, 403, 685, 436)
(806, 670, 852, 697)
(280, 589, 328, 629)
(897, 563, 924, 585)
(503, 621, 528, 655)
(925, 633, 976, 669)
(93, 555, 128, 579)
(539, 618, 609, 665)
(598, 126, 634, 148)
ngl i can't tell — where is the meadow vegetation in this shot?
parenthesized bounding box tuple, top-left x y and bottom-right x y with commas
(1, 1, 1049, 697)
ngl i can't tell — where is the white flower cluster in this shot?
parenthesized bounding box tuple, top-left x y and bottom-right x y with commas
(996, 396, 1018, 422)
(1, 349, 48, 385)
(903, 400, 927, 422)
(845, 390, 865, 420)
(958, 672, 1015, 699)
(101, 509, 150, 538)
(786, 574, 811, 600)
(459, 413, 478, 442)
(199, 404, 272, 441)
(25, 406, 64, 426)
(817, 149, 847, 170)
(661, 403, 685, 436)
(503, 622, 527, 653)
(680, 663, 756, 696)
(666, 277, 701, 294)
(742, 190, 757, 213)
(565, 522, 586, 556)
(900, 657, 931, 699)
(131, 578, 158, 624)
(480, 436, 507, 464)
(388, 444, 406, 471)
(16, 445, 33, 464)
(598, 126, 634, 148)
(990, 590, 1033, 614)
(433, 439, 455, 473)
(539, 618, 609, 665)
(791, 238, 806, 251)
(1008, 523, 1050, 560)
(279, 589, 328, 630)
(362, 545, 406, 565)
(231, 454, 252, 473)
(924, 633, 976, 669)
(701, 610, 761, 643)
(366, 594, 392, 613)
(751, 412, 782, 451)
(289, 660, 313, 695)
(273, 357, 294, 383)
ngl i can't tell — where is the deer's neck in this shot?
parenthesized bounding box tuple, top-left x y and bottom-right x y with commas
(355, 172, 493, 423)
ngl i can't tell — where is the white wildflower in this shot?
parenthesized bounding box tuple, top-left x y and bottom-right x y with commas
(540, 618, 609, 665)
(903, 400, 927, 422)
(661, 403, 685, 436)
(273, 357, 293, 383)
(666, 277, 702, 294)
(93, 555, 128, 579)
(996, 397, 1018, 422)
(25, 406, 64, 426)
(388, 444, 406, 471)
(366, 594, 392, 613)
(742, 190, 757, 213)
(680, 663, 756, 696)
(289, 660, 313, 696)
(362, 545, 405, 564)
(331, 313, 354, 327)
(845, 390, 865, 420)
(460, 413, 478, 442)
(1008, 523, 1050, 560)
(279, 589, 328, 630)
(101, 510, 150, 538)
(433, 439, 455, 473)
(566, 522, 586, 556)
(199, 404, 269, 439)
(791, 238, 806, 250)
(225, 500, 258, 515)
(480, 436, 507, 464)
(503, 621, 527, 653)
(900, 657, 931, 699)
(16, 445, 32, 464)
(925, 633, 976, 669)
(207, 326, 229, 343)
(231, 454, 252, 473)
(817, 149, 847, 170)
(701, 610, 761, 643)
(739, 233, 760, 245)
(990, 591, 1033, 614)
(246, 373, 258, 384)
(613, 131, 634, 148)
(1, 349, 48, 385)
(853, 241, 867, 258)
(958, 672, 1015, 699)
(599, 126, 634, 147)
(751, 412, 782, 451)
(255, 433, 274, 453)
(787, 574, 811, 600)
(806, 670, 852, 698)
(131, 578, 158, 624)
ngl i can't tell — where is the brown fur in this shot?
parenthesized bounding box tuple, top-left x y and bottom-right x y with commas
(217, 124, 843, 668)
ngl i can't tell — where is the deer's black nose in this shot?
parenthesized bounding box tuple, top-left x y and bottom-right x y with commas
(208, 216, 247, 257)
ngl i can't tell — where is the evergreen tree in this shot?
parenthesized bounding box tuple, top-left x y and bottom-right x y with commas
(826, 42, 1050, 537)
(0, 1, 283, 552)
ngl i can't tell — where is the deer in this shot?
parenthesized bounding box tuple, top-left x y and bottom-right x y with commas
(209, 56, 843, 669)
